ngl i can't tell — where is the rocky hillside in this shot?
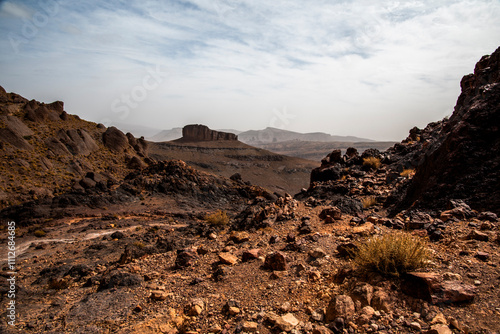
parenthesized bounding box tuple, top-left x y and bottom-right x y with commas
(149, 138, 318, 195)
(0, 86, 149, 209)
(391, 47, 500, 214)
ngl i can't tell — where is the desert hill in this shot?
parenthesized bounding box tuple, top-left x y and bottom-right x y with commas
(149, 126, 318, 195)
(0, 87, 149, 209)
(237, 127, 372, 145)
(149, 126, 392, 162)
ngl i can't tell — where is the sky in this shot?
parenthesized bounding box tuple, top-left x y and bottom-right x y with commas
(0, 1, 499, 141)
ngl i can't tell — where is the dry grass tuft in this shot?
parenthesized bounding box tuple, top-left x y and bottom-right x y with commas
(34, 230, 46, 238)
(362, 196, 378, 208)
(205, 210, 230, 226)
(363, 157, 381, 170)
(400, 169, 415, 178)
(354, 232, 431, 277)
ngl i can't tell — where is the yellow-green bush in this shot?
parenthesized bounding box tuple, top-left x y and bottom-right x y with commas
(354, 232, 431, 276)
(363, 157, 381, 170)
(205, 210, 229, 226)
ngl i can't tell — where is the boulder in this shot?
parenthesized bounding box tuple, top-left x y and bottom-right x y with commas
(325, 294, 355, 322)
(103, 126, 129, 152)
(263, 252, 287, 271)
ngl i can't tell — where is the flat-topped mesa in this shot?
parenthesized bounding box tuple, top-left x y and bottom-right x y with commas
(182, 124, 238, 141)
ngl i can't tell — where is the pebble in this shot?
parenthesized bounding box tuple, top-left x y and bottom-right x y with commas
(410, 321, 422, 331)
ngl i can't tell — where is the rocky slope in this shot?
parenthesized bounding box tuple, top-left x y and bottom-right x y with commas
(0, 87, 149, 209)
(391, 47, 500, 215)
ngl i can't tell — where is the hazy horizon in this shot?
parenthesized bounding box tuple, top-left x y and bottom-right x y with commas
(1, 0, 500, 141)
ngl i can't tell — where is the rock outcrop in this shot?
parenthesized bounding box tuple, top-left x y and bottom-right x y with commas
(392, 46, 500, 214)
(181, 124, 238, 141)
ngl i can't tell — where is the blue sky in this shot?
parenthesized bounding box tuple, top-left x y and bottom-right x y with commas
(1, 0, 499, 140)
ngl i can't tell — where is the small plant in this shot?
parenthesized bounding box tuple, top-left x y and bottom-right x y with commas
(363, 157, 381, 170)
(34, 230, 46, 238)
(205, 210, 230, 226)
(48, 278, 70, 290)
(133, 241, 145, 249)
(362, 196, 377, 209)
(354, 232, 431, 277)
(400, 169, 415, 178)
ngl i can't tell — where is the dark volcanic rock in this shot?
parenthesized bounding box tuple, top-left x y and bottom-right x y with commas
(103, 126, 129, 152)
(181, 124, 238, 141)
(392, 47, 500, 214)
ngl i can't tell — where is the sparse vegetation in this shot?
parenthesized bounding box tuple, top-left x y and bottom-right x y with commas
(48, 278, 70, 290)
(205, 210, 230, 226)
(354, 232, 431, 277)
(362, 157, 381, 170)
(400, 169, 415, 178)
(34, 230, 46, 238)
(362, 196, 377, 208)
(133, 241, 145, 248)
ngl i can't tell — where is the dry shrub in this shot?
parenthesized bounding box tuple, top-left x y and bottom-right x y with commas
(362, 157, 381, 170)
(354, 232, 431, 277)
(362, 196, 377, 208)
(400, 169, 415, 178)
(34, 230, 46, 238)
(205, 210, 229, 226)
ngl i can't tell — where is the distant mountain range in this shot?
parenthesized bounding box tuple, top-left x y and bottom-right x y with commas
(148, 126, 372, 144)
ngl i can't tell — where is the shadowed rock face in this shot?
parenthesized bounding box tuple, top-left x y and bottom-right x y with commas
(182, 124, 238, 141)
(393, 46, 500, 214)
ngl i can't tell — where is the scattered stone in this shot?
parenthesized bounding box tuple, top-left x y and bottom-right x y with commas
(442, 272, 462, 281)
(409, 321, 422, 331)
(263, 252, 287, 271)
(242, 249, 261, 262)
(242, 321, 258, 332)
(150, 290, 169, 301)
(440, 280, 477, 303)
(175, 248, 199, 269)
(218, 252, 238, 265)
(319, 207, 342, 221)
(478, 211, 498, 222)
(230, 231, 250, 243)
(431, 313, 447, 325)
(276, 313, 300, 332)
(352, 222, 375, 235)
(186, 299, 204, 317)
(350, 283, 374, 308)
(426, 324, 453, 334)
(467, 230, 489, 241)
(110, 231, 125, 239)
(309, 247, 327, 259)
(402, 272, 441, 302)
(325, 295, 355, 322)
(371, 289, 391, 313)
(312, 325, 333, 334)
(474, 251, 490, 261)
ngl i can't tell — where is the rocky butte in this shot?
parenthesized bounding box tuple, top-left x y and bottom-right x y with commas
(180, 124, 238, 142)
